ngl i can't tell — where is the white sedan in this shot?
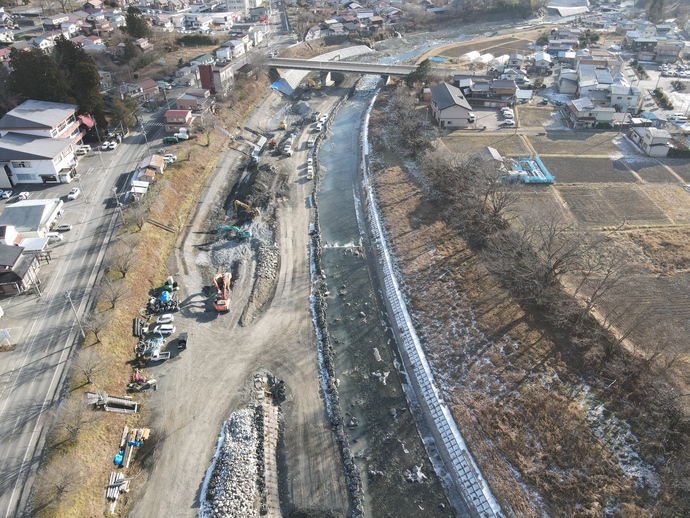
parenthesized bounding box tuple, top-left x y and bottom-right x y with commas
(156, 314, 174, 324)
(67, 188, 80, 200)
(153, 324, 176, 335)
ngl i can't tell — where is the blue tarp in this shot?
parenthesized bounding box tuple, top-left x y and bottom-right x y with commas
(159, 291, 171, 302)
(429, 57, 446, 62)
(114, 451, 124, 466)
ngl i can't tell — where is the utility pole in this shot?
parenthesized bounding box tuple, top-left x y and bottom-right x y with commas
(65, 292, 86, 338)
(139, 116, 151, 155)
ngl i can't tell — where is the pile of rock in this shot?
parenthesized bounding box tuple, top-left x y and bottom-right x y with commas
(204, 409, 259, 517)
(256, 245, 279, 281)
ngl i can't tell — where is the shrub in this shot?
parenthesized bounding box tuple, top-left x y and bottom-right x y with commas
(176, 34, 217, 46)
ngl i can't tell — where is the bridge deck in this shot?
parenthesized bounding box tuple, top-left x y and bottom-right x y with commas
(266, 58, 416, 77)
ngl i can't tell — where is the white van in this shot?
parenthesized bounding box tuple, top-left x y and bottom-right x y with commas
(46, 232, 63, 242)
(75, 144, 91, 155)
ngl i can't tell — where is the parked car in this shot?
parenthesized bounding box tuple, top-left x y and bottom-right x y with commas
(669, 115, 688, 124)
(177, 332, 188, 350)
(163, 136, 179, 144)
(55, 223, 72, 231)
(107, 141, 118, 150)
(156, 314, 174, 324)
(537, 99, 549, 106)
(315, 122, 323, 132)
(174, 132, 189, 140)
(503, 120, 516, 127)
(0, 190, 11, 199)
(311, 111, 320, 121)
(163, 154, 177, 164)
(67, 188, 80, 200)
(153, 324, 176, 335)
(101, 141, 111, 150)
(17, 192, 29, 200)
(46, 232, 63, 242)
(75, 144, 91, 155)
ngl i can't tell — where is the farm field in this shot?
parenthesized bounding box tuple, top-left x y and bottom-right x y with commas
(557, 185, 671, 226)
(661, 158, 690, 182)
(640, 184, 690, 224)
(435, 33, 543, 60)
(526, 132, 622, 156)
(627, 158, 678, 182)
(540, 156, 635, 183)
(442, 133, 529, 156)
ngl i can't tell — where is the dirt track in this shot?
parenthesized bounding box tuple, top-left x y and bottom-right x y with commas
(129, 89, 349, 517)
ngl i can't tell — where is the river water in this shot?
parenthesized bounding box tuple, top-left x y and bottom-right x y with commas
(317, 77, 459, 517)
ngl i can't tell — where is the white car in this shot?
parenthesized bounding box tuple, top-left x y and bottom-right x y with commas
(67, 188, 80, 200)
(107, 141, 118, 150)
(46, 232, 63, 242)
(153, 324, 176, 335)
(503, 120, 516, 127)
(163, 154, 177, 164)
(56, 224, 72, 231)
(17, 192, 29, 200)
(101, 141, 110, 150)
(0, 190, 11, 199)
(174, 132, 189, 140)
(503, 112, 515, 120)
(156, 314, 174, 324)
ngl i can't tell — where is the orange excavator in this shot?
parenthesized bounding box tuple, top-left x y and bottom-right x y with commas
(212, 272, 231, 312)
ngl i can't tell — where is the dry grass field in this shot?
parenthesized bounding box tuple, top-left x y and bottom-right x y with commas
(433, 31, 545, 60)
(641, 184, 690, 224)
(441, 133, 529, 156)
(526, 132, 622, 156)
(515, 105, 554, 127)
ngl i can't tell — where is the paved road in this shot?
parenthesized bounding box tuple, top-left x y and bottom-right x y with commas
(0, 121, 163, 517)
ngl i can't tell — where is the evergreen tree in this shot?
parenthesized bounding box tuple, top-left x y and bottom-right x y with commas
(53, 37, 107, 130)
(110, 95, 138, 133)
(125, 7, 151, 39)
(9, 48, 73, 105)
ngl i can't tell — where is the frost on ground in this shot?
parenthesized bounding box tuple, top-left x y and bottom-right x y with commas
(542, 111, 570, 131)
(201, 408, 259, 518)
(612, 135, 646, 161)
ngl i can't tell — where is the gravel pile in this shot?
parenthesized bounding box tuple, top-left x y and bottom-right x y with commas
(256, 245, 279, 281)
(204, 409, 259, 518)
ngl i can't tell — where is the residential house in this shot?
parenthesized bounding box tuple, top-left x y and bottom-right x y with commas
(563, 97, 615, 128)
(198, 62, 235, 98)
(558, 68, 578, 94)
(0, 242, 40, 294)
(0, 199, 64, 237)
(608, 73, 641, 112)
(43, 14, 70, 30)
(533, 51, 552, 72)
(628, 127, 671, 157)
(507, 54, 524, 68)
(227, 40, 246, 59)
(28, 36, 54, 52)
(190, 53, 215, 66)
(133, 38, 154, 52)
(454, 75, 517, 107)
(84, 0, 104, 8)
(84, 34, 103, 45)
(655, 40, 684, 63)
(175, 89, 211, 112)
(615, 19, 637, 35)
(429, 83, 473, 129)
(137, 78, 160, 99)
(501, 68, 529, 83)
(163, 109, 194, 133)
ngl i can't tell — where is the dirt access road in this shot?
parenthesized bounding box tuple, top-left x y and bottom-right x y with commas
(129, 89, 349, 517)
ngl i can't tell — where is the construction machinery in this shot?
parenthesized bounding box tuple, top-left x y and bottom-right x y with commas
(279, 117, 287, 129)
(213, 272, 231, 312)
(217, 225, 252, 239)
(304, 78, 321, 90)
(234, 200, 260, 220)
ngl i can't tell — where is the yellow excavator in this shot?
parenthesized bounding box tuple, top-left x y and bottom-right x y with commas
(279, 116, 287, 129)
(304, 78, 321, 90)
(234, 200, 260, 220)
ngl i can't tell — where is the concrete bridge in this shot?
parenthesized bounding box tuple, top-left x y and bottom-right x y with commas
(266, 58, 416, 77)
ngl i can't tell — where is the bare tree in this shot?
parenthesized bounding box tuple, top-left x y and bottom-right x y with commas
(74, 347, 106, 385)
(83, 310, 109, 343)
(33, 458, 83, 510)
(100, 278, 129, 309)
(105, 239, 137, 278)
(53, 397, 95, 443)
(125, 201, 148, 231)
(36, 0, 58, 16)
